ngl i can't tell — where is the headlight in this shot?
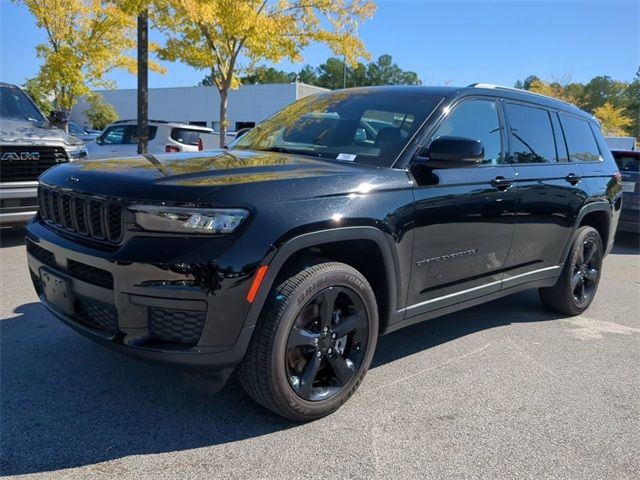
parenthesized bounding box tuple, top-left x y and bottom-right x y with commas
(129, 205, 249, 234)
(66, 145, 88, 161)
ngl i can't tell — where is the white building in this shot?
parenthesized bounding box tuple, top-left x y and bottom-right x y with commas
(70, 83, 328, 131)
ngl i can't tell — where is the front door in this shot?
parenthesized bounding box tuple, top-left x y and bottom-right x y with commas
(406, 98, 517, 317)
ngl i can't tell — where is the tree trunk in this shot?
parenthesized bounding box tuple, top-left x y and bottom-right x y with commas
(218, 87, 228, 148)
(137, 10, 149, 155)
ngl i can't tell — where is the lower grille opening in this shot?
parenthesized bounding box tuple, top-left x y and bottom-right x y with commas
(149, 307, 206, 344)
(30, 269, 44, 295)
(26, 241, 56, 268)
(67, 259, 114, 289)
(73, 297, 118, 335)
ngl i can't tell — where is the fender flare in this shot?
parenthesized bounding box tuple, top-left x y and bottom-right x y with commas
(243, 226, 401, 329)
(561, 200, 612, 262)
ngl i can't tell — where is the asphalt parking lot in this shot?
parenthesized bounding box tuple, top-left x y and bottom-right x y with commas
(1, 227, 638, 480)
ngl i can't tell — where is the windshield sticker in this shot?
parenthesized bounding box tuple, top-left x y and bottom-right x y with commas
(336, 153, 357, 162)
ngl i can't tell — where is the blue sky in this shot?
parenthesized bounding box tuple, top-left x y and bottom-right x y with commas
(1, 0, 638, 89)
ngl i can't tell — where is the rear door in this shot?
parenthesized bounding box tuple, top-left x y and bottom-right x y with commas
(407, 98, 517, 316)
(501, 102, 587, 286)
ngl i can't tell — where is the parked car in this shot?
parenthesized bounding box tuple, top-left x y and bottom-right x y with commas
(197, 130, 238, 150)
(611, 149, 639, 233)
(85, 120, 216, 159)
(26, 84, 621, 420)
(605, 136, 636, 151)
(0, 82, 87, 226)
(67, 121, 101, 143)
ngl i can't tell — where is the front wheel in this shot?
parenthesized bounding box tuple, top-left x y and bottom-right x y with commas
(238, 262, 378, 421)
(539, 226, 604, 316)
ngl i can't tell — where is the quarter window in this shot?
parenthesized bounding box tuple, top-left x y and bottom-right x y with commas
(559, 114, 602, 162)
(505, 103, 557, 163)
(430, 100, 504, 165)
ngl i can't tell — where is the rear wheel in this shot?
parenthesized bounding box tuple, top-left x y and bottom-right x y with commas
(539, 226, 603, 316)
(238, 262, 378, 421)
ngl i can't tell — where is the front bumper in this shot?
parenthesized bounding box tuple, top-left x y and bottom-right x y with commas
(25, 218, 257, 373)
(0, 182, 38, 225)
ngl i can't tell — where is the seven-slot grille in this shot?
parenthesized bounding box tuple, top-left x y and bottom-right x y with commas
(0, 146, 68, 182)
(38, 186, 124, 243)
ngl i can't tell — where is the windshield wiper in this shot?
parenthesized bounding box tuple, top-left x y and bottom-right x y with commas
(260, 146, 322, 158)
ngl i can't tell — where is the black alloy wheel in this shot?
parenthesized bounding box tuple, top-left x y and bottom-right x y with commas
(286, 286, 369, 402)
(238, 261, 378, 421)
(539, 225, 603, 316)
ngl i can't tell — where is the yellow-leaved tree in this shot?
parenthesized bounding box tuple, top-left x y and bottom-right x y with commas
(155, 0, 376, 146)
(593, 102, 633, 136)
(19, 0, 165, 122)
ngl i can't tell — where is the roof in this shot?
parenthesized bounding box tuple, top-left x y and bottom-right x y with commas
(111, 119, 213, 131)
(329, 84, 591, 119)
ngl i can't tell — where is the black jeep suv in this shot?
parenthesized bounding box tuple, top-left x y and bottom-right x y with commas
(26, 85, 622, 421)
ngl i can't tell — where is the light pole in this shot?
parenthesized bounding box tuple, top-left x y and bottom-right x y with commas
(137, 9, 149, 155)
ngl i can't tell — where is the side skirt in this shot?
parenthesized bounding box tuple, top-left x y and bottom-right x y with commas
(380, 274, 559, 335)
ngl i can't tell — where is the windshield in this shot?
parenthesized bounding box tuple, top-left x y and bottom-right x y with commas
(0, 85, 46, 123)
(229, 89, 442, 167)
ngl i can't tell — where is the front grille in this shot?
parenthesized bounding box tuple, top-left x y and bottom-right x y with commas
(26, 240, 56, 267)
(67, 259, 114, 289)
(38, 186, 124, 244)
(0, 197, 40, 208)
(149, 307, 206, 344)
(0, 146, 68, 182)
(73, 298, 118, 334)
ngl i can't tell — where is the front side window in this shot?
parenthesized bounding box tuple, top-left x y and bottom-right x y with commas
(430, 99, 504, 165)
(560, 114, 602, 162)
(230, 90, 442, 167)
(505, 103, 557, 163)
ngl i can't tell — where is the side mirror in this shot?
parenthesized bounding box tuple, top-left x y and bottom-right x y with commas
(95, 135, 103, 145)
(414, 136, 484, 168)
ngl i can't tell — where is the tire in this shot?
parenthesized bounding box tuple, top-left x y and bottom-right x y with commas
(539, 226, 604, 316)
(238, 261, 378, 421)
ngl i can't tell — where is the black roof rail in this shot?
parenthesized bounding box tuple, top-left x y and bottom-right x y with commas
(467, 83, 575, 107)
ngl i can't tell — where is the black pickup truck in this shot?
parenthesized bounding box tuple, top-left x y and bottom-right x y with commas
(26, 84, 621, 420)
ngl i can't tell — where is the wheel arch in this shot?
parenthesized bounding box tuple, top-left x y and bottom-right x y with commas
(575, 202, 613, 253)
(243, 226, 402, 332)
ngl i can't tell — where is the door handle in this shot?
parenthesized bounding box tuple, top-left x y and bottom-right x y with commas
(565, 173, 582, 185)
(491, 176, 513, 191)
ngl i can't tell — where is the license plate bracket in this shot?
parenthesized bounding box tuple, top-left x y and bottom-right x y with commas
(621, 181, 636, 193)
(40, 268, 75, 315)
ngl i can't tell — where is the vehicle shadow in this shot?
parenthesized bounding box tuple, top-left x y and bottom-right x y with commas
(0, 226, 27, 248)
(1, 288, 562, 476)
(611, 231, 639, 255)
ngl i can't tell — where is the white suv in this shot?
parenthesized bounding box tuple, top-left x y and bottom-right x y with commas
(86, 120, 218, 159)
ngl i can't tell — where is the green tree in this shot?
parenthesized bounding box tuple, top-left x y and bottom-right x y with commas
(23, 78, 52, 116)
(580, 76, 627, 111)
(593, 102, 633, 136)
(83, 93, 118, 129)
(297, 65, 319, 85)
(19, 0, 164, 124)
(241, 67, 296, 85)
(156, 0, 376, 146)
(365, 54, 421, 86)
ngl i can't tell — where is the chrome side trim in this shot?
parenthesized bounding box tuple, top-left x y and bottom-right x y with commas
(402, 265, 562, 313)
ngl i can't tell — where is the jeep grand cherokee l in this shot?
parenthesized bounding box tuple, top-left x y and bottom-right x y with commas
(1, 82, 87, 225)
(26, 85, 621, 421)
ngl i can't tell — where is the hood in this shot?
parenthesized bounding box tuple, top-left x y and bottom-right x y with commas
(0, 119, 83, 147)
(39, 149, 399, 205)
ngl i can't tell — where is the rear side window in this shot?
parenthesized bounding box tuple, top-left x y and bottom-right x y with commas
(430, 99, 504, 165)
(101, 125, 157, 144)
(559, 115, 602, 162)
(505, 103, 557, 163)
(171, 128, 205, 146)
